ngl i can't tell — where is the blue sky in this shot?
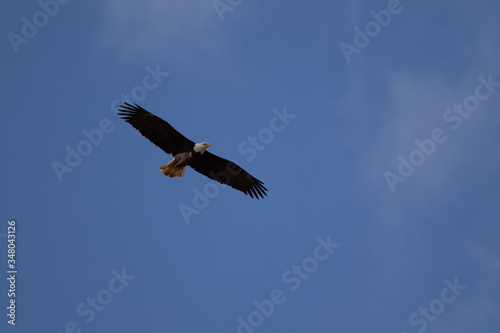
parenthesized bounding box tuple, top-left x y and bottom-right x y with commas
(1, 0, 500, 332)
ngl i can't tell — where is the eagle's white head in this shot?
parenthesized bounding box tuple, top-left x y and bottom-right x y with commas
(193, 142, 211, 154)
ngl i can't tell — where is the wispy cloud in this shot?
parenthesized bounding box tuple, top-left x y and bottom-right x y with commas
(97, 0, 221, 63)
(336, 13, 500, 329)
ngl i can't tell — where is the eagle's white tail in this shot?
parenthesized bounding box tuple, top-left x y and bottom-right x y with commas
(160, 160, 186, 178)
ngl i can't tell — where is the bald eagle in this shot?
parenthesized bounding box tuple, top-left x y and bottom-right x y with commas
(118, 103, 268, 199)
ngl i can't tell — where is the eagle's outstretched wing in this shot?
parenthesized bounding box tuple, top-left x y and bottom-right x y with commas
(189, 152, 268, 199)
(118, 103, 194, 155)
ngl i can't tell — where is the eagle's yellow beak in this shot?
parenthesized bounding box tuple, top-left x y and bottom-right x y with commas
(207, 143, 211, 147)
